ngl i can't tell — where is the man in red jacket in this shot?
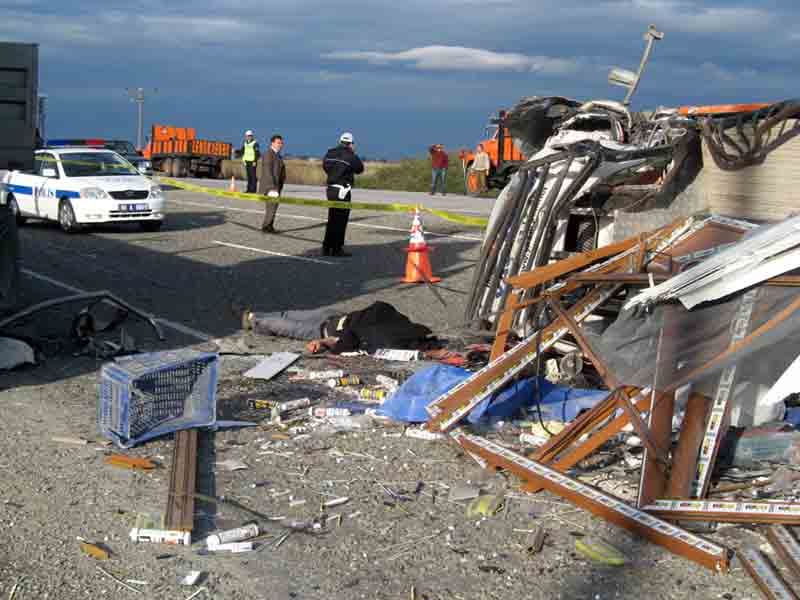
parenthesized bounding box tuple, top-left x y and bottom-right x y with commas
(429, 144, 449, 195)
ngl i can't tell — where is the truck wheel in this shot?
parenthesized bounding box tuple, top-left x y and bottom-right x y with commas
(161, 158, 173, 176)
(8, 195, 26, 226)
(172, 158, 184, 178)
(58, 199, 81, 234)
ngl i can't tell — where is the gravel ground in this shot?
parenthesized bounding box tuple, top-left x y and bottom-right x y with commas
(0, 185, 768, 599)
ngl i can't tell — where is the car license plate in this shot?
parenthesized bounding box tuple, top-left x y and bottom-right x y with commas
(120, 203, 149, 212)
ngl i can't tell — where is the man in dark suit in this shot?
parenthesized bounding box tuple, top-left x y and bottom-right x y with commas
(321, 132, 364, 256)
(258, 134, 286, 233)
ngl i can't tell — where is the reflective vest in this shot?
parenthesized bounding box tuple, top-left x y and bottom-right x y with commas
(243, 140, 257, 163)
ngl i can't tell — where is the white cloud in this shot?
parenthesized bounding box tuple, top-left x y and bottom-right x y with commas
(628, 1, 773, 34)
(324, 45, 578, 74)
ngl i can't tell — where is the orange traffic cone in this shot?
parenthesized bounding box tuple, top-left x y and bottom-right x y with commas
(401, 208, 441, 283)
(229, 176, 236, 192)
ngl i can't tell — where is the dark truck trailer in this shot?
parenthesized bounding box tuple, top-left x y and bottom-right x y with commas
(0, 42, 37, 311)
(143, 125, 231, 179)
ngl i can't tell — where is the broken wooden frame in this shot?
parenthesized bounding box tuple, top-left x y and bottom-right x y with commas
(738, 546, 799, 600)
(453, 429, 731, 572)
(643, 500, 800, 525)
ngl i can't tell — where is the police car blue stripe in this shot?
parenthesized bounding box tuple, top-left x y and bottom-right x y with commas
(56, 190, 81, 199)
(7, 184, 33, 195)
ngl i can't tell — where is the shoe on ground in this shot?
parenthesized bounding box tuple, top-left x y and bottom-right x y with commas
(241, 310, 254, 332)
(261, 224, 277, 234)
(331, 249, 352, 257)
(428, 192, 435, 195)
(322, 247, 331, 256)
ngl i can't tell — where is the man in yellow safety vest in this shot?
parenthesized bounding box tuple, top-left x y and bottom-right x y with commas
(240, 130, 261, 193)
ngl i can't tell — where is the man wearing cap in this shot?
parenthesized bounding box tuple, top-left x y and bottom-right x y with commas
(240, 130, 260, 193)
(321, 132, 364, 257)
(429, 143, 449, 195)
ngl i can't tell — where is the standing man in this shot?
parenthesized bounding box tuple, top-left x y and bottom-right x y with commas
(471, 143, 491, 193)
(322, 132, 363, 257)
(259, 134, 286, 233)
(240, 130, 260, 194)
(428, 143, 449, 195)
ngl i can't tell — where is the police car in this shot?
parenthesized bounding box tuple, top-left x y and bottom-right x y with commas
(3, 147, 165, 233)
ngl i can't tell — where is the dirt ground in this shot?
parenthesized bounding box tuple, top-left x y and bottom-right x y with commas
(0, 312, 765, 600)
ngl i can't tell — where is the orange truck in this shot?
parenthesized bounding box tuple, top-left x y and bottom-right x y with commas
(459, 110, 526, 195)
(142, 124, 232, 178)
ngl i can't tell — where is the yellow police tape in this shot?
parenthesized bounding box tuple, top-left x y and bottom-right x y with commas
(34, 154, 489, 228)
(157, 177, 489, 229)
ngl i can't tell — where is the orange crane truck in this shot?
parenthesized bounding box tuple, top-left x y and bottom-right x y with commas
(142, 124, 232, 179)
(459, 110, 526, 195)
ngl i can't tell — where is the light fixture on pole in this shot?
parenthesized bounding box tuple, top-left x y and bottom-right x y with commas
(608, 24, 664, 106)
(125, 87, 157, 151)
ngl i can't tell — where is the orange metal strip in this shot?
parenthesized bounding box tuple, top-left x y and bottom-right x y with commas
(454, 431, 730, 572)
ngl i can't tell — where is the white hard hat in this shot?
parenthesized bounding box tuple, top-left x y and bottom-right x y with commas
(245, 130, 254, 136)
(339, 132, 354, 144)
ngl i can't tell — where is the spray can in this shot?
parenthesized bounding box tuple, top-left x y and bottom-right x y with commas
(309, 406, 352, 418)
(206, 523, 259, 548)
(306, 369, 345, 380)
(359, 388, 388, 402)
(129, 528, 191, 545)
(327, 376, 360, 388)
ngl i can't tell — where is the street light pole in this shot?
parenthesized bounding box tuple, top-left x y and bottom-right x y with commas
(125, 87, 156, 150)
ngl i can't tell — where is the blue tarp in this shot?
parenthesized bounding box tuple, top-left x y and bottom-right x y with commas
(376, 364, 609, 424)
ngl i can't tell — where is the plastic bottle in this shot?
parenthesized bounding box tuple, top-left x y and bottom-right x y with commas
(206, 523, 259, 547)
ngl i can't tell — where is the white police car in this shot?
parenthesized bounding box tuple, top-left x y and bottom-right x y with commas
(3, 147, 165, 233)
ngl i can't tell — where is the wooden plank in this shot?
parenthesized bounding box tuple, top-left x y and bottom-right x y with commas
(522, 390, 651, 494)
(426, 286, 619, 432)
(164, 428, 198, 532)
(666, 393, 710, 499)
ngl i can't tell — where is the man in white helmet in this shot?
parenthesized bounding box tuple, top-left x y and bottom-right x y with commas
(240, 130, 260, 193)
(321, 132, 364, 257)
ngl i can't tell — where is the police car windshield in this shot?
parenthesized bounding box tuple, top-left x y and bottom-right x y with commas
(60, 152, 139, 177)
(104, 141, 137, 155)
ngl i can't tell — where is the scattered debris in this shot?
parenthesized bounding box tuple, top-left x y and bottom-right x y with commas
(243, 352, 299, 380)
(574, 536, 627, 566)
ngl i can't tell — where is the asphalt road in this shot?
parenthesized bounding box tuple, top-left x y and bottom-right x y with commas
(14, 180, 492, 354)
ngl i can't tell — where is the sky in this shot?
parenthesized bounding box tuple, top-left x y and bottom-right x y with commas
(2, 1, 798, 159)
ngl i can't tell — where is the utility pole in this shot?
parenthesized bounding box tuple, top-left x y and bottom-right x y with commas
(125, 87, 157, 150)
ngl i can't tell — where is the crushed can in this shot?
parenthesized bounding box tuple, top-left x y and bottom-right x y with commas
(359, 388, 388, 401)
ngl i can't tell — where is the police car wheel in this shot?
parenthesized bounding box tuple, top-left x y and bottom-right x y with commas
(8, 195, 25, 226)
(58, 199, 81, 234)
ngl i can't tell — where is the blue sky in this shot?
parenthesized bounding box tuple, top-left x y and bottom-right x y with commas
(2, 1, 798, 159)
